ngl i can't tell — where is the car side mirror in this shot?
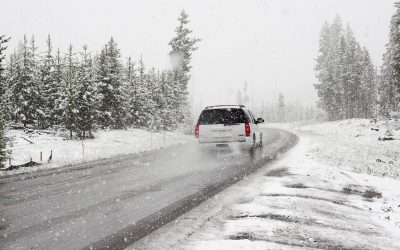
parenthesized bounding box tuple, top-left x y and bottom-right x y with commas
(256, 118, 264, 124)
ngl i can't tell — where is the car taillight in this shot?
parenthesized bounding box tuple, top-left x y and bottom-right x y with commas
(245, 122, 251, 137)
(195, 124, 199, 138)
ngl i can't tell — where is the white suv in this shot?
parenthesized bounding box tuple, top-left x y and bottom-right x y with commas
(195, 105, 264, 150)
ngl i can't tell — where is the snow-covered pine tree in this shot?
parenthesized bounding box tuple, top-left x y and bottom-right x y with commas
(147, 68, 162, 131)
(138, 65, 158, 130)
(29, 36, 46, 128)
(169, 10, 200, 127)
(52, 49, 65, 126)
(4, 47, 17, 122)
(133, 56, 151, 128)
(10, 35, 40, 127)
(158, 70, 172, 130)
(75, 45, 98, 139)
(165, 69, 181, 130)
(343, 26, 359, 118)
(315, 20, 342, 120)
(95, 45, 109, 128)
(380, 2, 400, 115)
(0, 35, 10, 167)
(329, 17, 346, 119)
(40, 34, 64, 128)
(97, 38, 126, 129)
(336, 35, 347, 118)
(123, 57, 137, 127)
(62, 44, 78, 138)
(315, 16, 378, 120)
(39, 34, 55, 127)
(359, 48, 378, 118)
(144, 68, 156, 130)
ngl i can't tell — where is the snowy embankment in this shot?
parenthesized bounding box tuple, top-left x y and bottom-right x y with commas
(302, 119, 400, 179)
(131, 119, 400, 250)
(0, 129, 191, 177)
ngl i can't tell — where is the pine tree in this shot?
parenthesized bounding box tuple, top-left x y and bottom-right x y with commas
(165, 69, 182, 129)
(52, 49, 65, 126)
(169, 10, 200, 126)
(123, 57, 137, 127)
(359, 48, 378, 118)
(380, 1, 400, 115)
(315, 16, 378, 120)
(379, 58, 394, 117)
(315, 19, 344, 120)
(95, 45, 109, 128)
(97, 38, 125, 129)
(0, 35, 10, 167)
(40, 34, 62, 128)
(62, 44, 77, 138)
(132, 56, 151, 128)
(10, 35, 40, 127)
(147, 68, 162, 131)
(4, 50, 17, 122)
(159, 70, 173, 130)
(344, 26, 362, 118)
(75, 45, 98, 138)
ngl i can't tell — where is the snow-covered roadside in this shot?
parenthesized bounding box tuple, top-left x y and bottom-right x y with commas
(131, 121, 400, 249)
(299, 119, 400, 179)
(0, 129, 191, 177)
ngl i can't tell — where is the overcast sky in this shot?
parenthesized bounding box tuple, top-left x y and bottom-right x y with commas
(1, 0, 397, 113)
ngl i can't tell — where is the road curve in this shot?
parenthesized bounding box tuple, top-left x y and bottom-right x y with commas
(0, 128, 297, 250)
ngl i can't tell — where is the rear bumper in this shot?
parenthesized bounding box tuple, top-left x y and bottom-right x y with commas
(197, 138, 252, 149)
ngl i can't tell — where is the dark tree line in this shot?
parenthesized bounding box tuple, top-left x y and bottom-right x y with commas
(2, 11, 198, 137)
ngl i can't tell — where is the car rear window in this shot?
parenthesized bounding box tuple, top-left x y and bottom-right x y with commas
(198, 108, 249, 125)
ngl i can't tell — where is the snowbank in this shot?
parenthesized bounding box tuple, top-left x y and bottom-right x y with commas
(1, 128, 191, 177)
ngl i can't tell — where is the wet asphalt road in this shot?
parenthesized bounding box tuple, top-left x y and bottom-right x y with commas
(0, 128, 296, 250)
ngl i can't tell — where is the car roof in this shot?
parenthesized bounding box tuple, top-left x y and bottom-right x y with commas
(204, 105, 246, 110)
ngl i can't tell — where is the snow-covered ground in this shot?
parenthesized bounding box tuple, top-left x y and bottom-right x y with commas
(131, 119, 400, 249)
(0, 128, 191, 177)
(300, 119, 400, 179)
